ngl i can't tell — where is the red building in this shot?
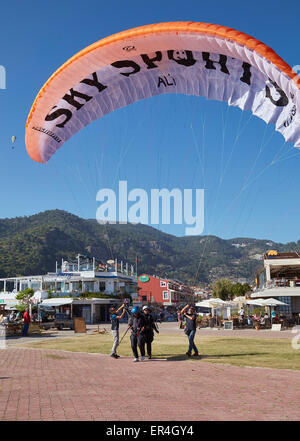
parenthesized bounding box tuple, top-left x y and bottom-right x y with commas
(138, 274, 194, 306)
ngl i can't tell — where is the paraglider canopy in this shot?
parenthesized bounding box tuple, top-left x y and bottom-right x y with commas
(25, 21, 300, 163)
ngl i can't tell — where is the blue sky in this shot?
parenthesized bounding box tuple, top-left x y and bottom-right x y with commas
(1, 0, 300, 242)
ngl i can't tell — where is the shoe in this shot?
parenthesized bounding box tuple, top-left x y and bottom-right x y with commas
(186, 352, 191, 357)
(114, 354, 120, 358)
(141, 356, 145, 361)
(193, 352, 199, 357)
(133, 358, 139, 362)
(110, 353, 116, 357)
(148, 355, 152, 359)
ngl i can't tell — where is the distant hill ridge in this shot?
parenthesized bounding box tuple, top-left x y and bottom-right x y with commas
(0, 209, 299, 284)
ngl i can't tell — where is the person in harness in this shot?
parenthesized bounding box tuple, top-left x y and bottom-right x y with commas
(142, 305, 159, 359)
(128, 306, 146, 362)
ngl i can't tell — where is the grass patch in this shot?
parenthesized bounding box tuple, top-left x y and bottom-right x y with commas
(19, 334, 300, 370)
(45, 354, 67, 360)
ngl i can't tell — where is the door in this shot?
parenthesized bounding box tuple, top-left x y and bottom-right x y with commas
(82, 306, 91, 324)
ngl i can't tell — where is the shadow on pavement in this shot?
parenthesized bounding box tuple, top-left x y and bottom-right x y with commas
(6, 333, 59, 341)
(164, 352, 267, 361)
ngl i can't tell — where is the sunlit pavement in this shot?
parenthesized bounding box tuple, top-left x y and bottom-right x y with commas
(0, 323, 300, 421)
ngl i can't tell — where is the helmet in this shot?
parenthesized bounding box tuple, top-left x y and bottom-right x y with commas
(131, 306, 139, 314)
(142, 306, 149, 311)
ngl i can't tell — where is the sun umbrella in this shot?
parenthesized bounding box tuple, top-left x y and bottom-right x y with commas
(196, 298, 231, 307)
(260, 298, 288, 306)
(246, 299, 266, 306)
(258, 298, 288, 325)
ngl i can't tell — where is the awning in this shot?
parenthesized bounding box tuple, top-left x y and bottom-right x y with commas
(40, 299, 73, 307)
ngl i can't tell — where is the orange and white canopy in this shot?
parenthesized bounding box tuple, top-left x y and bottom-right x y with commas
(25, 22, 300, 163)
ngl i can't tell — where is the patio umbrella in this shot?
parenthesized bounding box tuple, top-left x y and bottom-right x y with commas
(246, 299, 265, 306)
(208, 298, 232, 306)
(232, 296, 247, 303)
(206, 298, 232, 325)
(259, 298, 288, 325)
(260, 298, 288, 306)
(196, 298, 232, 307)
(195, 300, 212, 308)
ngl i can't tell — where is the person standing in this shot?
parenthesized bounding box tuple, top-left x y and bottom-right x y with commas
(177, 309, 184, 329)
(239, 307, 245, 320)
(22, 309, 31, 337)
(109, 303, 126, 359)
(128, 306, 146, 362)
(142, 306, 159, 359)
(9, 311, 16, 323)
(180, 304, 199, 357)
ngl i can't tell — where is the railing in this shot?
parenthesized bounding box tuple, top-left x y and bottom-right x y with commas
(259, 279, 300, 290)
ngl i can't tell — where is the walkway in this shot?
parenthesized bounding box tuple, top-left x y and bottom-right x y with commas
(0, 346, 299, 421)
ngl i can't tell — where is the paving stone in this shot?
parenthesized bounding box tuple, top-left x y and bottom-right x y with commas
(0, 347, 299, 420)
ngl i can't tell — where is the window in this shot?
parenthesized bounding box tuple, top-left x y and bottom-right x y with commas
(142, 296, 147, 301)
(160, 281, 166, 287)
(163, 291, 169, 300)
(85, 281, 94, 292)
(99, 282, 106, 292)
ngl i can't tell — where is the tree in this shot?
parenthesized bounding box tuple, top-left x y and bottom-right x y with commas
(15, 288, 34, 303)
(232, 283, 244, 297)
(15, 288, 34, 312)
(242, 283, 251, 295)
(212, 279, 233, 300)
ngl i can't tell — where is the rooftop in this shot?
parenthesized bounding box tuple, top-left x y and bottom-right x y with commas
(264, 251, 300, 260)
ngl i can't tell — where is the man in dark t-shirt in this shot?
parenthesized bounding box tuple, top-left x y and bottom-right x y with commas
(141, 306, 159, 359)
(109, 303, 126, 359)
(128, 306, 146, 362)
(180, 304, 199, 357)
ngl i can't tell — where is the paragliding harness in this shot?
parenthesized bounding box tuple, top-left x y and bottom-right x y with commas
(128, 313, 145, 337)
(145, 314, 159, 335)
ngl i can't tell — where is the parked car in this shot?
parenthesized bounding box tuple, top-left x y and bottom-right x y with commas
(54, 313, 74, 330)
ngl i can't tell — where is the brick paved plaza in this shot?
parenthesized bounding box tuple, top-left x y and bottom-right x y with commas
(0, 344, 299, 421)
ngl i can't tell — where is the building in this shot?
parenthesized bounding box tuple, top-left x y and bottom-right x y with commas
(253, 250, 300, 315)
(0, 254, 137, 298)
(138, 274, 195, 306)
(38, 297, 122, 324)
(190, 286, 211, 300)
(0, 254, 138, 323)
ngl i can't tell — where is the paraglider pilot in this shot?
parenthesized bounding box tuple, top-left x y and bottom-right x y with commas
(141, 305, 159, 359)
(128, 306, 146, 362)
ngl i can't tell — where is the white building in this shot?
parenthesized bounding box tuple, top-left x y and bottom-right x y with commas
(0, 254, 138, 323)
(253, 251, 300, 315)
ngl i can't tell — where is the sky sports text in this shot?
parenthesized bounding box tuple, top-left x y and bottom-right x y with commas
(96, 181, 204, 236)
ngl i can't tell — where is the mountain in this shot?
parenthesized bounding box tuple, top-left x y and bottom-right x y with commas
(0, 209, 299, 284)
